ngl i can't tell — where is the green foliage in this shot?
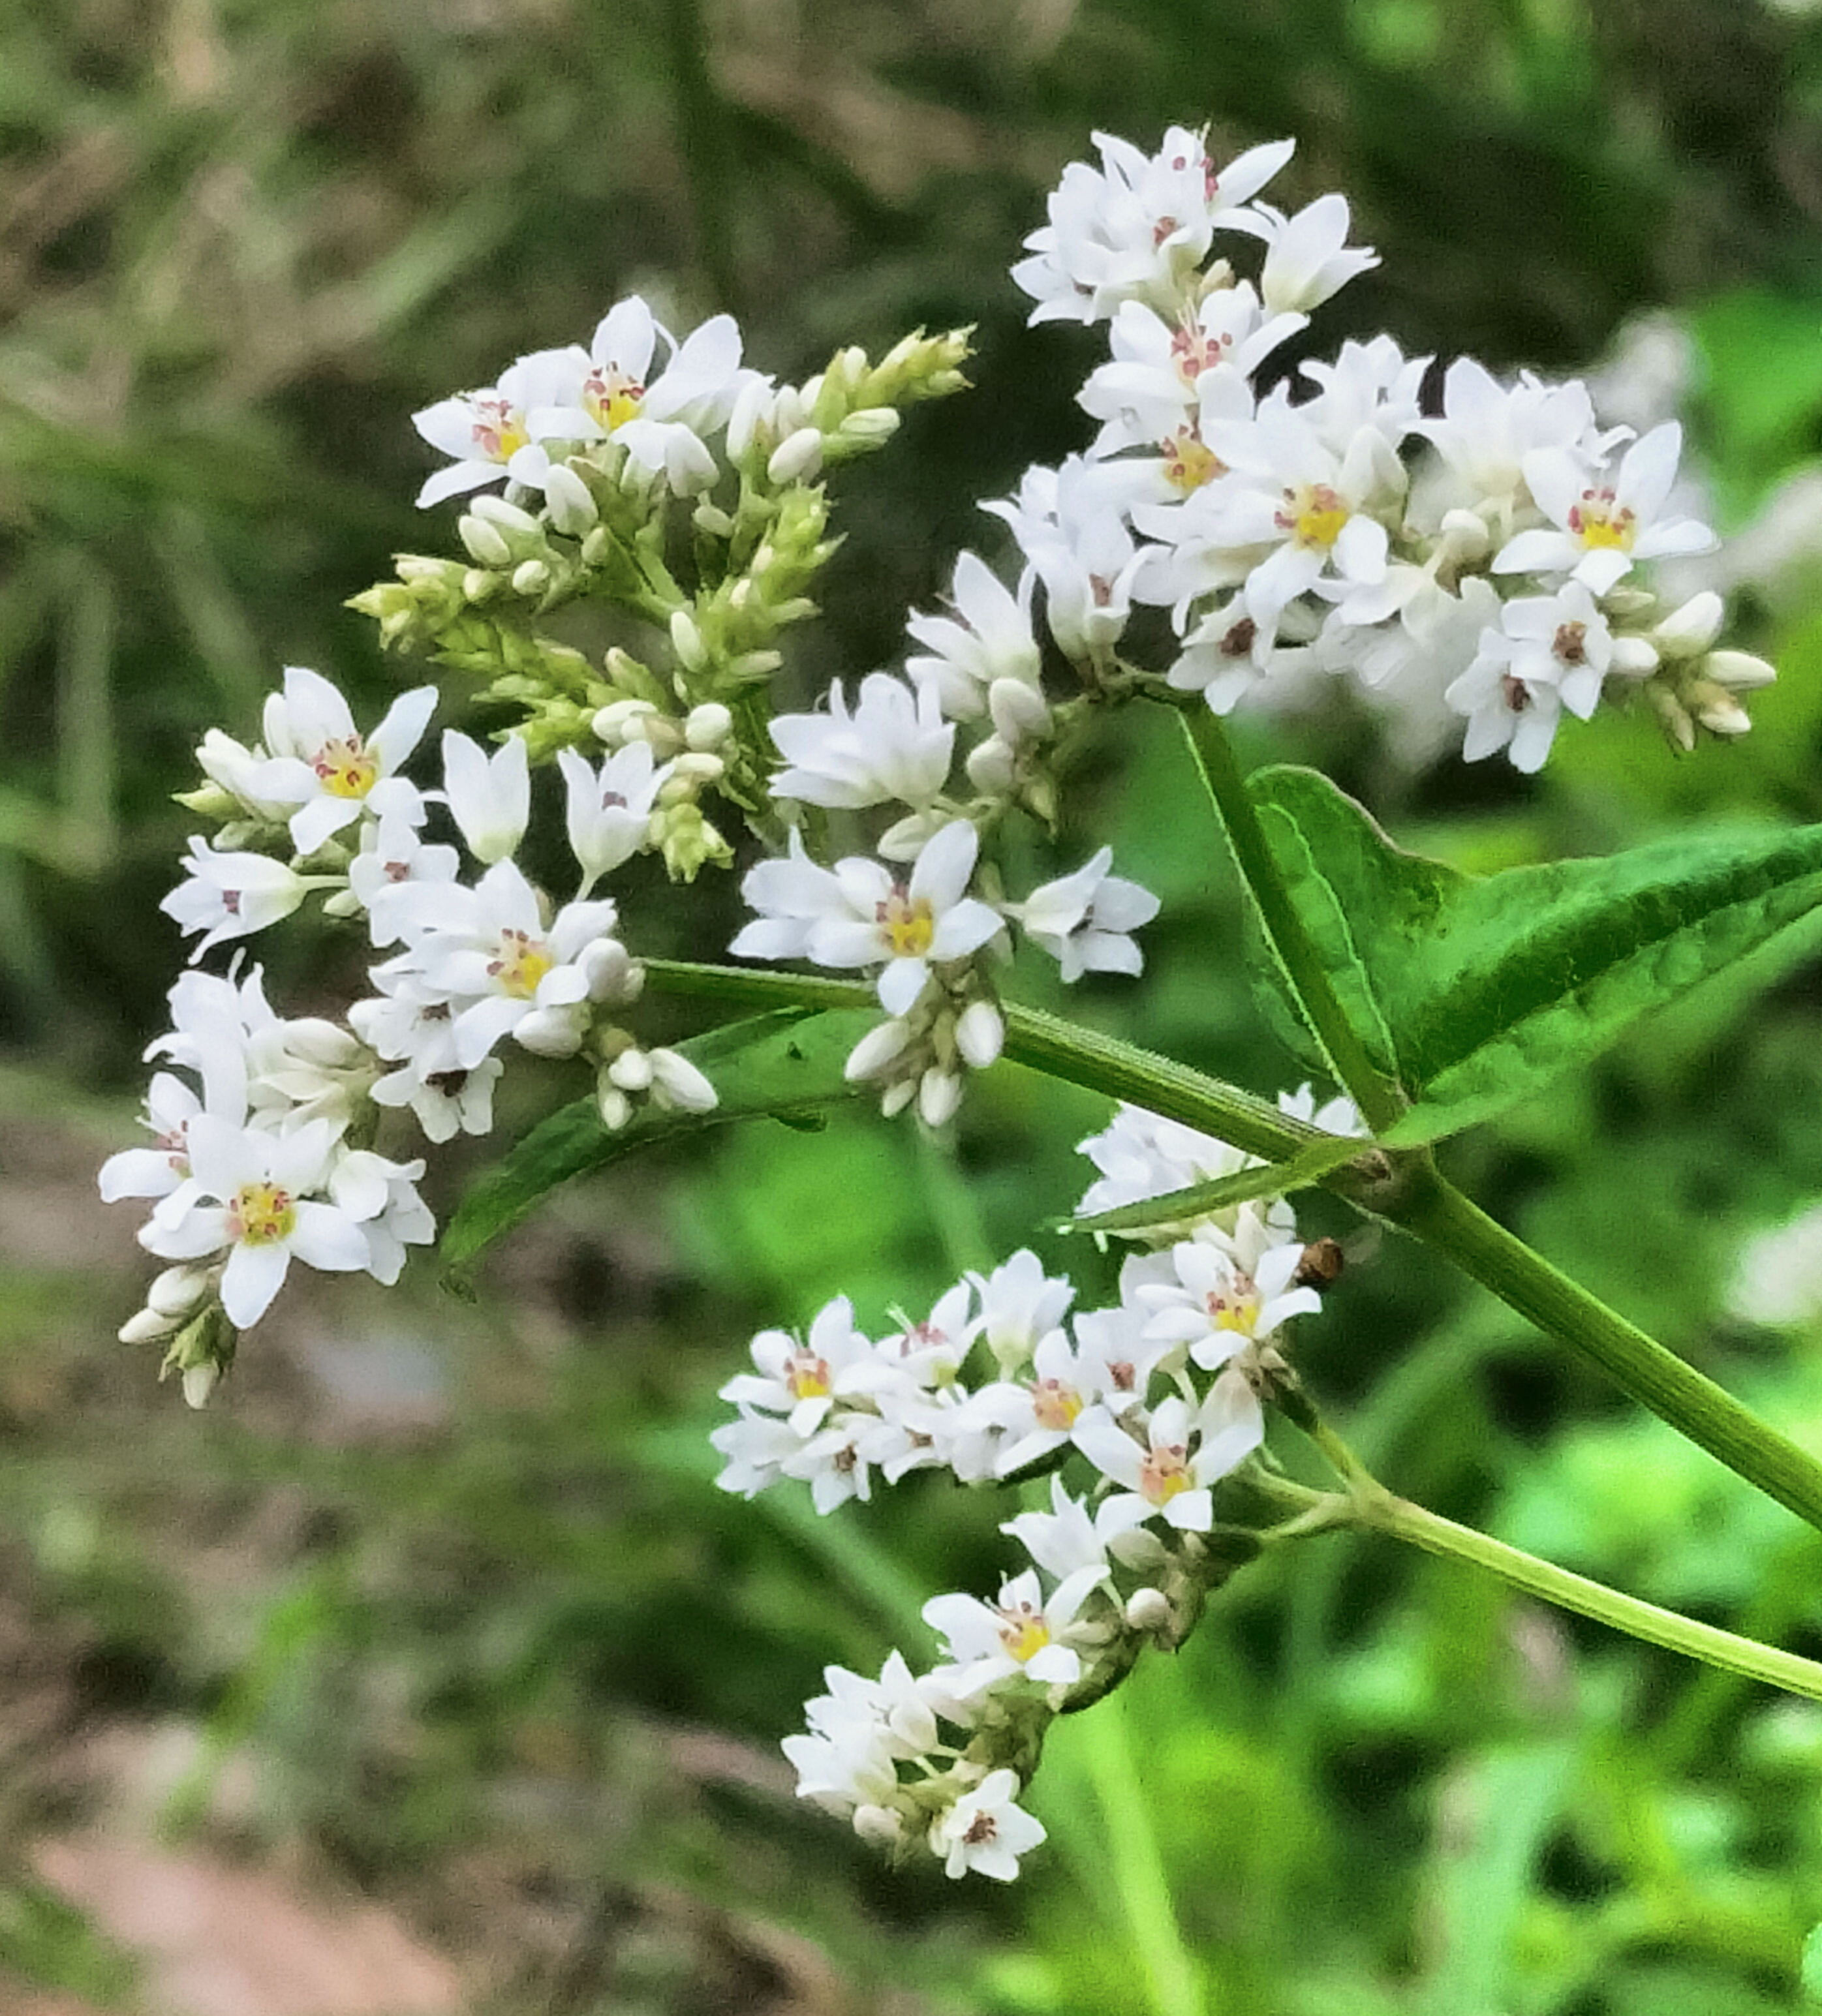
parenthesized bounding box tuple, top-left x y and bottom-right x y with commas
(1250, 764, 1822, 1145)
(441, 1005, 880, 1271)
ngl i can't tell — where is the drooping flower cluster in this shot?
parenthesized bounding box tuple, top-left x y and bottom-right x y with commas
(720, 1088, 1357, 1880)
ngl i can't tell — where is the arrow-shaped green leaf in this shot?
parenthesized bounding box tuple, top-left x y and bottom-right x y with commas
(1250, 765, 1822, 1146)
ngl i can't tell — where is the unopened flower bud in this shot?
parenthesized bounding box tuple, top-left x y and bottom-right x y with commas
(1690, 679, 1753, 737)
(845, 1018, 913, 1082)
(462, 568, 499, 603)
(543, 463, 598, 536)
(1652, 590, 1725, 657)
(955, 1000, 1005, 1071)
(458, 515, 514, 568)
(684, 702, 733, 752)
(1124, 1587, 1173, 1634)
(511, 558, 550, 597)
(579, 938, 639, 1004)
(880, 1078, 917, 1119)
(592, 698, 660, 745)
(650, 1048, 717, 1113)
(989, 677, 1050, 746)
(833, 407, 900, 450)
(181, 1362, 219, 1410)
(692, 500, 736, 538)
(470, 493, 540, 534)
(966, 736, 1017, 795)
(853, 1803, 904, 1848)
(670, 608, 709, 673)
(919, 1067, 963, 1127)
(596, 1081, 633, 1131)
(512, 1004, 587, 1058)
(767, 426, 825, 485)
(1706, 649, 1777, 693)
(1437, 508, 1492, 561)
(120, 1306, 180, 1345)
(608, 1046, 654, 1092)
(148, 1266, 211, 1319)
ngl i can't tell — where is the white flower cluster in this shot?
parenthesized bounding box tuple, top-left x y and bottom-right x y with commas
(997, 125, 1772, 770)
(104, 668, 717, 1399)
(721, 1088, 1357, 1880)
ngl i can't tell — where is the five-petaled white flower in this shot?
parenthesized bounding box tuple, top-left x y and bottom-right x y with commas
(253, 667, 435, 857)
(730, 819, 1002, 1016)
(1008, 846, 1160, 981)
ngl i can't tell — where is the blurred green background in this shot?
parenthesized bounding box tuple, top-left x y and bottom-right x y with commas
(4, 0, 1822, 2010)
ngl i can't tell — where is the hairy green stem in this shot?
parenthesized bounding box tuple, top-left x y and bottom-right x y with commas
(638, 958, 1822, 1533)
(1171, 703, 1405, 1133)
(1353, 1485, 1822, 1703)
(1393, 1166, 1822, 1536)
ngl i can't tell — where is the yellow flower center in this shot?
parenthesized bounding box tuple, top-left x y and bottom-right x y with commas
(470, 398, 528, 463)
(996, 1602, 1052, 1664)
(1568, 487, 1635, 551)
(584, 368, 644, 432)
(1205, 1272, 1260, 1336)
(876, 890, 935, 960)
(1277, 483, 1350, 551)
(1162, 429, 1223, 493)
(311, 735, 378, 800)
(487, 927, 554, 1000)
(786, 1351, 832, 1401)
(1139, 1441, 1192, 1505)
(230, 1180, 296, 1247)
(1030, 1379, 1084, 1432)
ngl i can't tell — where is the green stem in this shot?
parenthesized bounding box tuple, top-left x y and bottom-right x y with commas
(1079, 1692, 1209, 2016)
(1171, 703, 1404, 1133)
(1352, 1484, 1822, 1704)
(1395, 1166, 1822, 1536)
(638, 959, 1822, 1533)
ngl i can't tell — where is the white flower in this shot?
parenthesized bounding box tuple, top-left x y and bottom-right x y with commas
(770, 674, 954, 810)
(1250, 192, 1380, 314)
(1079, 286, 1301, 463)
(1072, 1384, 1263, 1532)
(974, 1322, 1152, 1477)
(439, 731, 531, 866)
(380, 860, 621, 1067)
(99, 1071, 221, 1205)
(330, 1150, 435, 1285)
(1012, 128, 1293, 326)
(528, 297, 752, 496)
(923, 1566, 1107, 1696)
(1196, 397, 1404, 632)
(412, 347, 581, 508)
(1135, 1221, 1321, 1373)
(1413, 359, 1614, 521)
(139, 1114, 370, 1328)
(965, 1249, 1076, 1377)
(730, 820, 1002, 1017)
(1008, 846, 1160, 981)
(251, 668, 435, 857)
(557, 742, 668, 894)
(1001, 1475, 1158, 1581)
(1166, 590, 1316, 714)
(161, 841, 314, 958)
(905, 551, 1042, 722)
(718, 1297, 881, 1441)
(986, 457, 1152, 665)
(929, 1768, 1047, 1882)
(1445, 581, 1652, 771)
(1494, 422, 1717, 594)
(347, 812, 461, 947)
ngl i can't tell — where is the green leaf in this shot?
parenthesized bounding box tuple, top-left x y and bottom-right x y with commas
(439, 1007, 880, 1272)
(1250, 766, 1822, 1146)
(1061, 1129, 1372, 1237)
